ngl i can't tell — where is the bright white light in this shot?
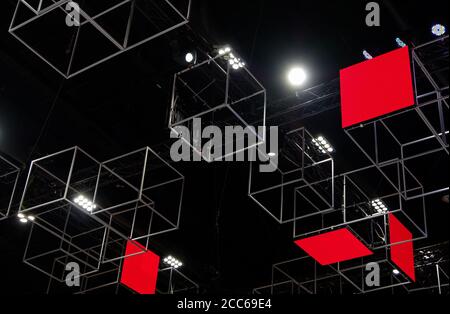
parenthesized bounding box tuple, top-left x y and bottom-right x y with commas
(185, 52, 195, 63)
(312, 136, 334, 155)
(224, 47, 231, 53)
(395, 37, 406, 48)
(74, 194, 96, 212)
(20, 218, 28, 223)
(163, 256, 183, 268)
(371, 199, 388, 213)
(363, 50, 373, 60)
(287, 67, 307, 87)
(18, 213, 25, 219)
(268, 152, 277, 158)
(232, 64, 240, 70)
(432, 24, 446, 36)
(27, 216, 35, 221)
(393, 269, 400, 275)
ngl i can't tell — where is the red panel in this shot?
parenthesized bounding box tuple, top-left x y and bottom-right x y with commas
(294, 229, 373, 266)
(340, 47, 415, 128)
(120, 240, 160, 294)
(389, 214, 416, 282)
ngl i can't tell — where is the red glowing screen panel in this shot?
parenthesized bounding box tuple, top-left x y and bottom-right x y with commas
(120, 240, 160, 294)
(340, 46, 415, 128)
(294, 229, 373, 266)
(389, 214, 416, 282)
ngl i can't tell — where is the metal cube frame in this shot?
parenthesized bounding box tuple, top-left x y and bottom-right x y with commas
(344, 36, 449, 201)
(19, 146, 184, 267)
(292, 160, 428, 250)
(0, 154, 20, 220)
(169, 50, 267, 162)
(254, 248, 412, 295)
(10, 0, 191, 78)
(92, 147, 185, 248)
(249, 127, 335, 224)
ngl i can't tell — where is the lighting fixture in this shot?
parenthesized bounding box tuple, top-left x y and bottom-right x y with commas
(73, 195, 97, 212)
(163, 256, 183, 269)
(218, 46, 245, 70)
(17, 213, 34, 224)
(363, 50, 373, 60)
(432, 24, 446, 37)
(393, 269, 400, 275)
(371, 199, 388, 214)
(312, 136, 334, 154)
(395, 37, 406, 48)
(185, 52, 196, 64)
(287, 67, 307, 87)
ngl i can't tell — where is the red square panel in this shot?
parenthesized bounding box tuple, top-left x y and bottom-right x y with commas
(120, 240, 160, 294)
(340, 46, 415, 128)
(389, 214, 416, 282)
(294, 229, 373, 266)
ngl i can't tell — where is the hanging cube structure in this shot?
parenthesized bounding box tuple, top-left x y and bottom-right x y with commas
(0, 154, 20, 220)
(9, 0, 191, 78)
(169, 50, 267, 162)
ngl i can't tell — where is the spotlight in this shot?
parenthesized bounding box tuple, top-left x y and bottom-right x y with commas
(312, 136, 334, 155)
(18, 213, 35, 223)
(432, 24, 446, 37)
(395, 37, 406, 48)
(371, 199, 389, 214)
(218, 46, 245, 70)
(287, 67, 307, 87)
(73, 195, 96, 212)
(393, 269, 400, 275)
(185, 52, 197, 64)
(363, 50, 373, 60)
(163, 256, 183, 269)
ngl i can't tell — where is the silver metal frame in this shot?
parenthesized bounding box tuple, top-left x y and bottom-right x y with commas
(168, 51, 267, 162)
(9, 0, 192, 78)
(0, 154, 20, 220)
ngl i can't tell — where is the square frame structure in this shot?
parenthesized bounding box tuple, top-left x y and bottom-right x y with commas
(9, 0, 191, 78)
(169, 50, 267, 162)
(0, 154, 20, 220)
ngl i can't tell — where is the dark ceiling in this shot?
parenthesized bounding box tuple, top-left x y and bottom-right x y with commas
(0, 0, 449, 294)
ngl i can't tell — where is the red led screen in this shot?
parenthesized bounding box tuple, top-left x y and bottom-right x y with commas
(389, 214, 416, 282)
(294, 229, 373, 266)
(340, 46, 415, 128)
(120, 240, 160, 294)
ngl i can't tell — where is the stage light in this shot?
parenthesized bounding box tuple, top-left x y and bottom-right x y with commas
(18, 213, 35, 223)
(363, 50, 373, 60)
(432, 24, 446, 37)
(371, 199, 388, 214)
(163, 256, 183, 269)
(395, 37, 406, 48)
(393, 269, 400, 275)
(185, 52, 195, 63)
(312, 136, 334, 155)
(73, 195, 96, 212)
(287, 67, 307, 87)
